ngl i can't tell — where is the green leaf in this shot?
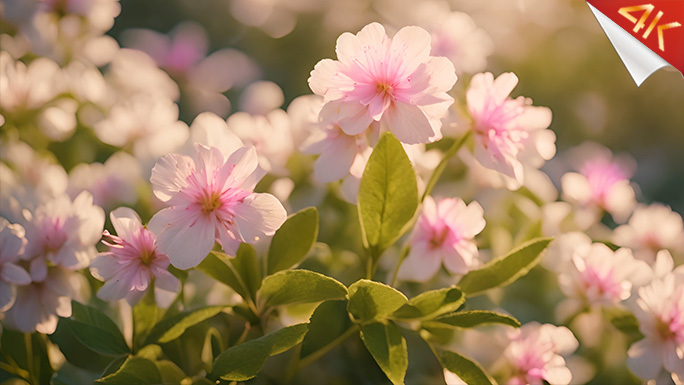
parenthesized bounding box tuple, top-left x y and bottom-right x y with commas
(209, 323, 309, 381)
(392, 287, 464, 320)
(347, 279, 407, 323)
(200, 244, 262, 302)
(607, 308, 644, 342)
(132, 286, 159, 350)
(258, 269, 347, 308)
(360, 322, 408, 385)
(440, 350, 495, 385)
(231, 243, 262, 300)
(0, 329, 53, 385)
(423, 310, 521, 330)
(155, 360, 186, 384)
(143, 306, 224, 345)
(300, 300, 353, 359)
(65, 301, 129, 356)
(95, 356, 161, 385)
(457, 237, 553, 296)
(358, 132, 419, 251)
(268, 207, 319, 275)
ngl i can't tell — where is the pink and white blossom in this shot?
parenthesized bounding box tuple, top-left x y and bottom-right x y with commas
(627, 261, 684, 382)
(22, 191, 105, 281)
(423, 11, 493, 75)
(557, 243, 650, 319)
(612, 203, 684, 264)
(148, 144, 287, 269)
(90, 207, 180, 306)
(398, 196, 485, 281)
(3, 266, 81, 334)
(466, 72, 555, 190)
(68, 151, 143, 209)
(308, 22, 457, 144)
(0, 218, 31, 312)
(226, 110, 294, 176)
(501, 322, 579, 385)
(301, 101, 378, 183)
(561, 145, 635, 225)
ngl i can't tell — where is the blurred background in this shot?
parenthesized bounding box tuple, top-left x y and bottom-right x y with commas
(104, 0, 684, 212)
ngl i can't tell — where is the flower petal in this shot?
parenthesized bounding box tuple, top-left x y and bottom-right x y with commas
(232, 193, 287, 243)
(148, 207, 216, 270)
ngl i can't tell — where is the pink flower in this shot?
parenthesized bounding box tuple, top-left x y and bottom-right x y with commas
(3, 266, 80, 334)
(308, 22, 457, 144)
(466, 72, 555, 189)
(22, 191, 105, 281)
(90, 207, 180, 306)
(503, 322, 579, 385)
(397, 196, 485, 281)
(628, 266, 684, 381)
(301, 101, 378, 183)
(557, 243, 649, 317)
(561, 145, 635, 224)
(612, 203, 684, 263)
(425, 12, 493, 75)
(149, 144, 287, 269)
(0, 218, 31, 312)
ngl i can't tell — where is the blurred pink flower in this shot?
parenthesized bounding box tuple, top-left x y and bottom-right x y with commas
(308, 22, 457, 144)
(0, 218, 31, 312)
(4, 266, 79, 334)
(23, 191, 104, 281)
(149, 144, 287, 269)
(557, 243, 650, 318)
(398, 196, 485, 281)
(91, 207, 179, 306)
(466, 72, 555, 189)
(612, 203, 684, 263)
(628, 257, 684, 382)
(561, 145, 635, 225)
(502, 322, 578, 385)
(226, 110, 294, 176)
(68, 151, 142, 209)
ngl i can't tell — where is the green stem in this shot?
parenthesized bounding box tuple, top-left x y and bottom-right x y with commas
(390, 246, 410, 287)
(295, 324, 360, 372)
(24, 333, 38, 385)
(421, 131, 472, 202)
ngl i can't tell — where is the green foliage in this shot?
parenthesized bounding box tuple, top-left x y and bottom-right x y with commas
(457, 237, 553, 296)
(95, 356, 161, 384)
(209, 323, 309, 381)
(360, 321, 408, 385)
(440, 350, 496, 385)
(132, 286, 159, 350)
(197, 245, 261, 305)
(62, 301, 129, 356)
(258, 269, 348, 308)
(268, 207, 319, 274)
(423, 310, 521, 329)
(607, 308, 645, 343)
(143, 306, 225, 345)
(300, 300, 353, 359)
(347, 279, 408, 323)
(358, 132, 419, 253)
(392, 287, 465, 321)
(0, 329, 53, 385)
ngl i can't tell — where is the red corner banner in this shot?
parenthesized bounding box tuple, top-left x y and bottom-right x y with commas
(586, 0, 684, 75)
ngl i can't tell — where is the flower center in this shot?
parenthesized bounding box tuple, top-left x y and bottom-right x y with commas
(376, 82, 393, 96)
(200, 191, 223, 214)
(430, 227, 450, 249)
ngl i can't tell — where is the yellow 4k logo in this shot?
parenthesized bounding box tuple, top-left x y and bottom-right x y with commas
(618, 4, 681, 51)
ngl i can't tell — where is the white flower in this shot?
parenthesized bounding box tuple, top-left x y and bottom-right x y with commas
(613, 203, 684, 263)
(23, 191, 104, 280)
(0, 218, 31, 312)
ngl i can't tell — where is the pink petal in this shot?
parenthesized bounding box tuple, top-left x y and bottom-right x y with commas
(389, 26, 432, 76)
(223, 146, 264, 192)
(397, 242, 442, 282)
(308, 59, 351, 100)
(151, 153, 194, 203)
(0, 262, 31, 285)
(110, 207, 143, 240)
(313, 134, 357, 182)
(0, 281, 16, 312)
(148, 207, 216, 270)
(232, 193, 287, 243)
(384, 102, 435, 144)
(338, 102, 375, 136)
